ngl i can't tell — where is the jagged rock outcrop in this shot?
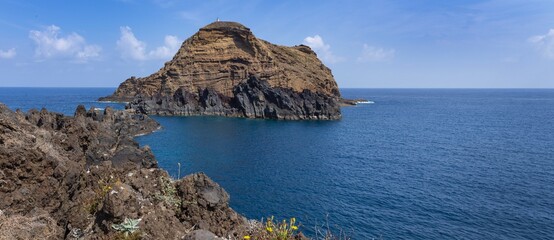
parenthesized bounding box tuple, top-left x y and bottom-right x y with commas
(101, 21, 347, 120)
(0, 103, 247, 239)
(129, 76, 341, 120)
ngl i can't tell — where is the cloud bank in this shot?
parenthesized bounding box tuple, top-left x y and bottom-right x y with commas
(29, 25, 101, 62)
(117, 26, 180, 61)
(303, 35, 343, 63)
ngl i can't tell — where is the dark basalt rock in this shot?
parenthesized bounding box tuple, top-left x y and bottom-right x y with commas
(233, 76, 341, 120)
(128, 76, 341, 120)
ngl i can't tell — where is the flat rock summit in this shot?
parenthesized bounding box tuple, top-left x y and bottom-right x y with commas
(101, 21, 351, 120)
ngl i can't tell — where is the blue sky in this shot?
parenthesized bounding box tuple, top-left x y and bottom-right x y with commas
(1, 0, 553, 88)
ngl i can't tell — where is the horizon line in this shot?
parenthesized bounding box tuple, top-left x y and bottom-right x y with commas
(0, 86, 553, 90)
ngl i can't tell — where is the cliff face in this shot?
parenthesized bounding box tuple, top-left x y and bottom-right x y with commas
(0, 104, 246, 239)
(101, 21, 343, 120)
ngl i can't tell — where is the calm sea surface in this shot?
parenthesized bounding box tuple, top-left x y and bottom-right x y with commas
(1, 88, 553, 239)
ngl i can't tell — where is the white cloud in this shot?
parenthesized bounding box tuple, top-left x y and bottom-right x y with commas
(303, 35, 344, 63)
(529, 29, 554, 59)
(149, 35, 181, 59)
(0, 48, 16, 59)
(117, 26, 181, 61)
(117, 26, 147, 60)
(77, 45, 102, 59)
(357, 44, 395, 62)
(29, 25, 101, 62)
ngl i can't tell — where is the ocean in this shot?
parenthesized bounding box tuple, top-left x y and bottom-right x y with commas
(1, 88, 553, 239)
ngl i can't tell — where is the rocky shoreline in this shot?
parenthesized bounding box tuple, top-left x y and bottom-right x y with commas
(0, 103, 250, 239)
(128, 76, 343, 120)
(0, 21, 364, 239)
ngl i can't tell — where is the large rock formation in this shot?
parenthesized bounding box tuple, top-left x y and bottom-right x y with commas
(101, 21, 347, 120)
(0, 103, 247, 239)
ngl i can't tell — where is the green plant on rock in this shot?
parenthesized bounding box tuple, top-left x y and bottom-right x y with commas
(245, 216, 300, 240)
(112, 218, 141, 238)
(155, 176, 180, 209)
(84, 176, 116, 214)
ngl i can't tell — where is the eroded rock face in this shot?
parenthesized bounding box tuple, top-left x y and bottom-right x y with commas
(101, 21, 344, 120)
(0, 103, 246, 239)
(129, 76, 341, 120)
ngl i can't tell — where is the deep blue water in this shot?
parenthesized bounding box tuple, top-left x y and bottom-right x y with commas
(1, 88, 553, 239)
(0, 88, 126, 114)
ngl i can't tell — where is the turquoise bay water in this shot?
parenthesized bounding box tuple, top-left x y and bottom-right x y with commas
(1, 88, 553, 239)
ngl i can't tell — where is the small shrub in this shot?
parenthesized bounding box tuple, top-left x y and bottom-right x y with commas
(84, 177, 115, 214)
(244, 215, 354, 240)
(155, 176, 180, 209)
(245, 216, 300, 240)
(112, 218, 141, 238)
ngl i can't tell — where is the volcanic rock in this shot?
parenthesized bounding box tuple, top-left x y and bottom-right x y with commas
(101, 21, 346, 120)
(0, 103, 247, 239)
(183, 230, 224, 240)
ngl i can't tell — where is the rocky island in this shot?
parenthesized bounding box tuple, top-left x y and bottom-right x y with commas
(101, 21, 355, 120)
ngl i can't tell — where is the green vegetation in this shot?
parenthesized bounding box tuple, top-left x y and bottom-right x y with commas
(155, 176, 181, 209)
(244, 216, 299, 240)
(243, 216, 353, 240)
(112, 218, 141, 238)
(84, 177, 116, 214)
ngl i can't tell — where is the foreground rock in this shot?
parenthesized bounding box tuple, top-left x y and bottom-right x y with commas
(101, 21, 348, 120)
(0, 103, 246, 239)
